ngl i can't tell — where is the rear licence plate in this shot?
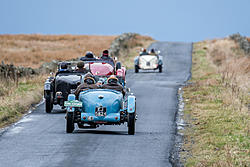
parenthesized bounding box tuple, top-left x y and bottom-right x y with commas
(95, 111, 106, 116)
(95, 106, 106, 116)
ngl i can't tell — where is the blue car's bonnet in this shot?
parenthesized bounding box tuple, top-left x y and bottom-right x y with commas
(79, 89, 123, 114)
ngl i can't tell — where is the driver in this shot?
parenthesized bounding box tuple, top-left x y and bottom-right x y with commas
(76, 61, 88, 73)
(80, 51, 97, 61)
(102, 75, 125, 95)
(75, 73, 98, 97)
(56, 62, 69, 76)
(140, 48, 148, 56)
(100, 50, 115, 66)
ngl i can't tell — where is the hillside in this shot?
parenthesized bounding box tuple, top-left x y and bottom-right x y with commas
(0, 34, 116, 68)
(181, 37, 250, 166)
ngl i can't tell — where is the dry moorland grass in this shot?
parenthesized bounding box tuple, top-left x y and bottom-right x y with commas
(181, 39, 250, 166)
(0, 34, 117, 128)
(0, 75, 46, 127)
(0, 34, 116, 68)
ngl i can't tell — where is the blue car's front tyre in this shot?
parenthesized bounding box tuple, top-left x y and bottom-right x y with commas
(128, 113, 135, 135)
(66, 112, 74, 133)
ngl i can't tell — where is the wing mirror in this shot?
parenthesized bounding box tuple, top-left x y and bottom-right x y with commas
(157, 51, 161, 54)
(126, 88, 130, 92)
(114, 57, 118, 61)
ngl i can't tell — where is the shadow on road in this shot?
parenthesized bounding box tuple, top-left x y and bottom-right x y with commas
(50, 109, 66, 114)
(135, 71, 161, 73)
(73, 129, 128, 135)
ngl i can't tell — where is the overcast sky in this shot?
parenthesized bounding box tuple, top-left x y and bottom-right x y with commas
(0, 0, 249, 42)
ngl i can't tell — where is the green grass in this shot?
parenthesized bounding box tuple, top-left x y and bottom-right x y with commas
(181, 42, 250, 166)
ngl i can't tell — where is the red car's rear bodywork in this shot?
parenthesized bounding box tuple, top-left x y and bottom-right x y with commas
(89, 62, 114, 76)
(88, 62, 126, 79)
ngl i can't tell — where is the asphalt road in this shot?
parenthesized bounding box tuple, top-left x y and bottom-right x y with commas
(0, 42, 192, 167)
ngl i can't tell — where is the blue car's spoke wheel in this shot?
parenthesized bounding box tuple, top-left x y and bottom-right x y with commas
(66, 112, 74, 133)
(128, 113, 135, 135)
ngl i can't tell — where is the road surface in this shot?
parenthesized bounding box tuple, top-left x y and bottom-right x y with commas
(0, 42, 192, 167)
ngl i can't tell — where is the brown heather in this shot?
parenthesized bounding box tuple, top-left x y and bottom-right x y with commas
(0, 34, 116, 68)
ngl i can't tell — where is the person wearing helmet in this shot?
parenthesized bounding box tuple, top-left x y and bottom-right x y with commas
(102, 75, 125, 95)
(100, 50, 115, 66)
(75, 73, 98, 97)
(56, 62, 69, 75)
(80, 51, 97, 61)
(140, 48, 148, 56)
(76, 61, 88, 73)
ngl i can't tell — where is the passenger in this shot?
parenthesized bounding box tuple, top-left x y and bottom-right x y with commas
(149, 48, 159, 58)
(150, 48, 155, 55)
(80, 51, 97, 61)
(102, 75, 125, 95)
(140, 48, 148, 56)
(75, 73, 98, 97)
(76, 61, 88, 73)
(100, 50, 115, 66)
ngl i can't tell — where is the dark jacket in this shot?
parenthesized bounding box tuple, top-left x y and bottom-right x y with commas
(76, 68, 88, 73)
(75, 83, 98, 97)
(100, 56, 115, 66)
(80, 57, 97, 61)
(140, 51, 148, 56)
(102, 83, 125, 95)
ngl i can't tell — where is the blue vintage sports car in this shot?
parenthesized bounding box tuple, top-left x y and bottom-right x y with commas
(64, 88, 136, 135)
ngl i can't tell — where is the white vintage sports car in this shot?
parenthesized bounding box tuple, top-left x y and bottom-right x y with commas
(134, 50, 163, 73)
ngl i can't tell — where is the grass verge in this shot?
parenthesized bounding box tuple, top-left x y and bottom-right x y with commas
(0, 75, 46, 128)
(181, 40, 250, 166)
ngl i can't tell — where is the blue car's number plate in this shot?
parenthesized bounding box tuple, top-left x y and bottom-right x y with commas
(95, 106, 106, 116)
